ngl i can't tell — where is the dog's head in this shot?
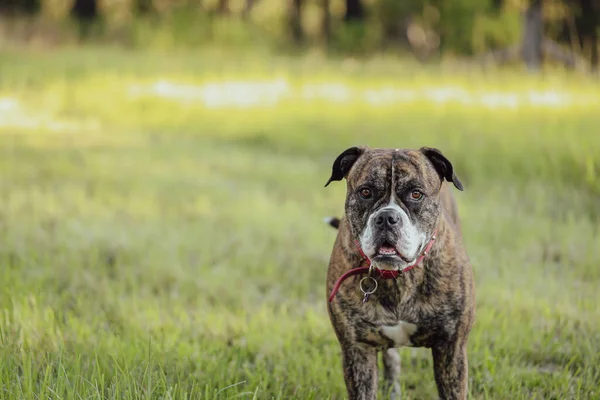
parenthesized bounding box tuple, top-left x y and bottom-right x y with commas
(325, 146, 463, 270)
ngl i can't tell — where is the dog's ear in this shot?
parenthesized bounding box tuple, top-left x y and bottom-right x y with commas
(324, 146, 365, 187)
(420, 147, 464, 191)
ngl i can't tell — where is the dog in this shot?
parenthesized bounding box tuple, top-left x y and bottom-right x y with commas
(324, 146, 475, 400)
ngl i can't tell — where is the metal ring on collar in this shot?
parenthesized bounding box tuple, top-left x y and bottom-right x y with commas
(359, 276, 378, 295)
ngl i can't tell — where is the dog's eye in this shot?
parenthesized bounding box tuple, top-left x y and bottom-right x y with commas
(410, 190, 423, 200)
(359, 188, 372, 199)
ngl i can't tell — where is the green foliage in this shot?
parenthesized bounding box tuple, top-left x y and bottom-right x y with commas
(434, 0, 493, 54)
(472, 8, 522, 54)
(9, 0, 583, 58)
(131, 12, 267, 50)
(331, 20, 382, 55)
(372, 0, 420, 40)
(0, 47, 599, 399)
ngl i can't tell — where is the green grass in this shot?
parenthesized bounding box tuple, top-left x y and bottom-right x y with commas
(0, 47, 599, 399)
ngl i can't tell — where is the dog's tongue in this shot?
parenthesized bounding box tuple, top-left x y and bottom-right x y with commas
(378, 246, 397, 255)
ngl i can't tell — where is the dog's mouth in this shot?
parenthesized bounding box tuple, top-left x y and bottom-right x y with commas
(377, 241, 398, 256)
(374, 241, 412, 263)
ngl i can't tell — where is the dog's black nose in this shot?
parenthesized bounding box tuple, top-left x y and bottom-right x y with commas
(375, 209, 400, 228)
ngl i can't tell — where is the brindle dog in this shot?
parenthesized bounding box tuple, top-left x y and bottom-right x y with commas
(324, 146, 475, 400)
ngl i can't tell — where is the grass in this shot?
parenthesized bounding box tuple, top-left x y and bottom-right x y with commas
(0, 47, 599, 399)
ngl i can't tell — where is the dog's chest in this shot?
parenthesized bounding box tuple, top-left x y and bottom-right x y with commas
(355, 304, 421, 348)
(380, 320, 418, 347)
(356, 315, 420, 349)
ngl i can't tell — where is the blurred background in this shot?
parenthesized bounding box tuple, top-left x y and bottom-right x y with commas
(0, 0, 599, 399)
(0, 0, 599, 68)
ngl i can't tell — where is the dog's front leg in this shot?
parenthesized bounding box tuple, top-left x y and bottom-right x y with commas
(431, 339, 469, 400)
(341, 343, 379, 400)
(382, 349, 401, 400)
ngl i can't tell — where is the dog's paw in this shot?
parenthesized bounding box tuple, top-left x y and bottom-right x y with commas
(323, 216, 340, 229)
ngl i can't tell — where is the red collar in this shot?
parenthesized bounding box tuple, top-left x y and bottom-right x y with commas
(328, 230, 438, 303)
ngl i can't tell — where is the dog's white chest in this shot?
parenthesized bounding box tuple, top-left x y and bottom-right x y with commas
(380, 321, 418, 347)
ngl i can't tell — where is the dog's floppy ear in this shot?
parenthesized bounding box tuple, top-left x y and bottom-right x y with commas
(324, 146, 365, 187)
(420, 147, 464, 191)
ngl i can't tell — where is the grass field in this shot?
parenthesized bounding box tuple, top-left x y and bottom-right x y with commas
(0, 47, 599, 399)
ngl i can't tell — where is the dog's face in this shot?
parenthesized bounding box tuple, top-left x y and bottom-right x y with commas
(325, 146, 463, 270)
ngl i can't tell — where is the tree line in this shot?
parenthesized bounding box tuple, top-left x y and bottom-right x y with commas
(1, 0, 598, 70)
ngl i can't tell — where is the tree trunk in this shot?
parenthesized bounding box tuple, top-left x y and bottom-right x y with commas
(242, 0, 255, 19)
(521, 0, 543, 70)
(217, 0, 229, 14)
(135, 0, 155, 15)
(591, 32, 599, 70)
(344, 0, 364, 22)
(491, 0, 503, 10)
(71, 0, 98, 40)
(322, 0, 330, 45)
(71, 0, 98, 21)
(576, 0, 599, 70)
(290, 0, 303, 43)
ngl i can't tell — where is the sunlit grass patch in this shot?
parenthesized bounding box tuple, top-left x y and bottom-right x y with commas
(0, 47, 599, 399)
